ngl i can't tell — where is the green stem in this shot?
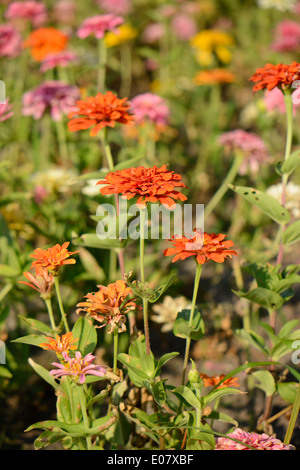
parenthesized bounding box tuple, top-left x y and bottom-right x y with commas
(97, 38, 107, 92)
(77, 384, 92, 450)
(120, 43, 132, 98)
(54, 276, 70, 332)
(284, 382, 300, 446)
(181, 263, 203, 385)
(44, 297, 56, 330)
(195, 387, 202, 430)
(204, 152, 242, 220)
(55, 118, 69, 164)
(113, 328, 118, 375)
(139, 208, 150, 355)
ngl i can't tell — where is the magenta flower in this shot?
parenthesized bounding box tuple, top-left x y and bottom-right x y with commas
(50, 351, 107, 384)
(0, 23, 22, 58)
(0, 98, 14, 122)
(218, 129, 269, 175)
(96, 0, 132, 16)
(5, 1, 47, 27)
(40, 50, 77, 73)
(130, 93, 170, 126)
(215, 428, 291, 450)
(22, 81, 80, 121)
(77, 14, 124, 40)
(271, 20, 300, 52)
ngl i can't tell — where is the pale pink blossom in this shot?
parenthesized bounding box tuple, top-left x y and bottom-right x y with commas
(218, 129, 269, 175)
(5, 1, 47, 27)
(0, 98, 14, 121)
(52, 0, 76, 24)
(22, 81, 80, 121)
(215, 428, 291, 450)
(264, 87, 299, 115)
(271, 20, 300, 52)
(77, 14, 124, 40)
(130, 93, 170, 126)
(96, 0, 132, 16)
(0, 23, 22, 58)
(40, 50, 77, 72)
(171, 13, 197, 40)
(142, 23, 165, 44)
(50, 351, 107, 384)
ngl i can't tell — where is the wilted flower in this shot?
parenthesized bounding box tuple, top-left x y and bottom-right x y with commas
(77, 14, 124, 39)
(68, 91, 134, 136)
(257, 0, 297, 12)
(215, 427, 291, 450)
(23, 27, 69, 61)
(96, 0, 132, 15)
(5, 1, 47, 27)
(98, 164, 187, 209)
(30, 241, 79, 275)
(190, 30, 234, 66)
(40, 50, 77, 73)
(200, 373, 240, 389)
(0, 24, 22, 58)
(218, 129, 269, 175)
(50, 351, 107, 384)
(249, 62, 300, 92)
(267, 182, 300, 218)
(104, 24, 137, 47)
(164, 230, 237, 264)
(22, 81, 80, 121)
(151, 295, 190, 332)
(18, 267, 54, 299)
(39, 332, 78, 354)
(130, 93, 170, 126)
(76, 280, 138, 334)
(0, 99, 14, 122)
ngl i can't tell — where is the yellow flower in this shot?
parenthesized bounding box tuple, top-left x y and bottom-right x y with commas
(190, 30, 234, 66)
(105, 24, 137, 48)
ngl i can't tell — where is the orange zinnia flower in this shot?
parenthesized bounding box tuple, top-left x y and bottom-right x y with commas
(67, 91, 134, 136)
(30, 241, 79, 275)
(76, 280, 138, 334)
(39, 332, 78, 354)
(249, 61, 300, 92)
(200, 373, 240, 389)
(97, 164, 187, 209)
(163, 229, 237, 264)
(23, 27, 69, 61)
(18, 267, 54, 299)
(194, 68, 235, 85)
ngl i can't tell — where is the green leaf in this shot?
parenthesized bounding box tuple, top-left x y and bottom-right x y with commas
(113, 154, 145, 171)
(12, 334, 48, 347)
(72, 233, 126, 250)
(173, 308, 205, 340)
(0, 365, 12, 379)
(0, 264, 20, 277)
(283, 220, 300, 246)
(152, 380, 166, 406)
(172, 385, 201, 409)
(19, 316, 54, 335)
(278, 150, 300, 176)
(277, 382, 299, 404)
(202, 387, 244, 407)
(235, 329, 269, 356)
(229, 184, 290, 225)
(233, 287, 284, 310)
(72, 317, 97, 356)
(154, 351, 179, 376)
(28, 358, 59, 390)
(252, 370, 276, 396)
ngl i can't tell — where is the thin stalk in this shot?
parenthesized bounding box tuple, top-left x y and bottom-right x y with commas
(54, 276, 70, 332)
(120, 43, 132, 98)
(204, 152, 242, 220)
(181, 263, 203, 385)
(77, 385, 92, 450)
(55, 117, 69, 164)
(284, 382, 300, 446)
(44, 297, 56, 330)
(97, 38, 107, 92)
(108, 328, 119, 413)
(195, 387, 202, 430)
(139, 207, 150, 355)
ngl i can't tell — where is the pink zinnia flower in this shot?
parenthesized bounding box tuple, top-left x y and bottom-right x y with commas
(271, 20, 300, 52)
(22, 81, 80, 121)
(77, 14, 124, 40)
(142, 23, 165, 44)
(40, 50, 77, 73)
(130, 93, 170, 126)
(218, 129, 269, 175)
(5, 1, 47, 27)
(50, 351, 107, 384)
(0, 23, 22, 58)
(52, 0, 76, 25)
(0, 98, 14, 121)
(96, 0, 132, 16)
(171, 13, 197, 40)
(264, 86, 300, 115)
(215, 428, 291, 450)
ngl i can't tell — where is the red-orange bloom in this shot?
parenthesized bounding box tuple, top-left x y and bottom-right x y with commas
(23, 27, 69, 61)
(98, 164, 187, 209)
(200, 373, 240, 389)
(39, 332, 78, 354)
(30, 241, 79, 275)
(67, 91, 134, 136)
(249, 62, 300, 92)
(76, 280, 138, 334)
(163, 229, 237, 264)
(18, 267, 54, 299)
(194, 68, 235, 85)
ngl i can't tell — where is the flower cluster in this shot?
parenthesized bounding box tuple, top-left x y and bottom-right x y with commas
(50, 351, 107, 384)
(215, 427, 291, 450)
